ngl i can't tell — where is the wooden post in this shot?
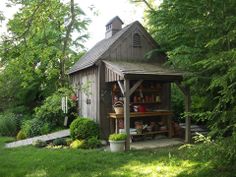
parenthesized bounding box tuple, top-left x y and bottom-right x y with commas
(167, 116, 172, 138)
(185, 87, 191, 143)
(175, 82, 191, 143)
(124, 78, 130, 150)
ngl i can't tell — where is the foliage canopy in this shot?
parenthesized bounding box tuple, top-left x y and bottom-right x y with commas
(135, 0, 236, 138)
(0, 0, 89, 114)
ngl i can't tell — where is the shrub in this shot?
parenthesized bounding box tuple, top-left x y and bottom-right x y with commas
(70, 139, 86, 149)
(21, 118, 51, 137)
(16, 130, 27, 140)
(40, 123, 51, 135)
(182, 133, 236, 167)
(34, 88, 76, 127)
(0, 112, 19, 136)
(218, 134, 236, 166)
(52, 138, 67, 146)
(65, 138, 73, 146)
(109, 133, 127, 141)
(70, 117, 99, 140)
(86, 136, 102, 149)
(32, 140, 47, 148)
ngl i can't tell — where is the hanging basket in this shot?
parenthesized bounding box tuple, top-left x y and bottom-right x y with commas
(113, 101, 124, 114)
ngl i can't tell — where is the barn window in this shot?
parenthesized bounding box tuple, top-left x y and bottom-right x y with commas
(133, 33, 141, 47)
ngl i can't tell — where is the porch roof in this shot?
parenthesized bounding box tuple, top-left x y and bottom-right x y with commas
(104, 60, 184, 82)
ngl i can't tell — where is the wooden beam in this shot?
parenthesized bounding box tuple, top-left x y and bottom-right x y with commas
(185, 86, 191, 143)
(129, 80, 143, 96)
(125, 74, 182, 82)
(124, 78, 130, 150)
(97, 63, 101, 124)
(117, 80, 124, 96)
(174, 82, 191, 143)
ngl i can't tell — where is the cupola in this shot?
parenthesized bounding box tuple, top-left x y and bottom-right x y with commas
(105, 16, 124, 38)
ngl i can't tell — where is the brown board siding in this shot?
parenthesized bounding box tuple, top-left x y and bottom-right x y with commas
(71, 67, 98, 122)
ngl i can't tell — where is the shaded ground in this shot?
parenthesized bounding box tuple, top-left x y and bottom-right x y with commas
(0, 137, 234, 177)
(131, 138, 183, 150)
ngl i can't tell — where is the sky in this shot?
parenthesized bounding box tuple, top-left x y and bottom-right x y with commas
(0, 0, 147, 49)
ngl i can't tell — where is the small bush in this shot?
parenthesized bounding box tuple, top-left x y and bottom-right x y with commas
(86, 136, 101, 149)
(70, 117, 99, 140)
(70, 139, 86, 149)
(52, 138, 67, 146)
(21, 118, 51, 137)
(109, 133, 127, 141)
(0, 112, 19, 136)
(32, 140, 47, 148)
(40, 123, 51, 135)
(65, 138, 73, 146)
(16, 130, 27, 140)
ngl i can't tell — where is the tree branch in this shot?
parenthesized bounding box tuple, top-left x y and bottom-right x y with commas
(131, 0, 156, 12)
(60, 0, 76, 85)
(19, 0, 45, 39)
(62, 0, 75, 55)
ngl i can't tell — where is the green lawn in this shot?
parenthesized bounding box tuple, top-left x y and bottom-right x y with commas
(0, 137, 234, 177)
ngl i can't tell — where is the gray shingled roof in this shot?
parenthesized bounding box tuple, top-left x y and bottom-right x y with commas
(104, 60, 183, 80)
(68, 22, 135, 74)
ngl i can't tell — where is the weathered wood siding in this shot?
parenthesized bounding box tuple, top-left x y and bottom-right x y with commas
(71, 67, 98, 122)
(102, 25, 165, 63)
(98, 63, 113, 138)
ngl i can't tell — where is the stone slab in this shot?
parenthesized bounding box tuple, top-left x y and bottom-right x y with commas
(131, 138, 184, 150)
(5, 129, 70, 148)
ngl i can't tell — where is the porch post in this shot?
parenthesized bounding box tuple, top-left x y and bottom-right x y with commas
(175, 82, 191, 143)
(124, 78, 130, 150)
(184, 86, 191, 143)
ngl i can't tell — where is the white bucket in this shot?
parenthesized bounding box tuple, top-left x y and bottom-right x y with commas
(109, 140, 125, 152)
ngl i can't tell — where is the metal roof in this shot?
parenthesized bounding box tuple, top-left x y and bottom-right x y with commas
(104, 61, 184, 81)
(68, 22, 135, 74)
(105, 16, 124, 26)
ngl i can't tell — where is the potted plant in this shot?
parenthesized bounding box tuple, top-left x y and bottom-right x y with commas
(109, 133, 127, 152)
(113, 101, 124, 114)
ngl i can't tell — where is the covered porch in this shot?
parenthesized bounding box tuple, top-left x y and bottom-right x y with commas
(102, 61, 191, 150)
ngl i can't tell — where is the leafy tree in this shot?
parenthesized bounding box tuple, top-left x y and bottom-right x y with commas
(132, 0, 236, 164)
(0, 0, 89, 113)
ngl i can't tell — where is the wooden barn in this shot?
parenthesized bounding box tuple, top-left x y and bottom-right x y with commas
(68, 16, 191, 149)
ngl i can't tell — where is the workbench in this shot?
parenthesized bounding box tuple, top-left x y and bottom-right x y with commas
(108, 110, 173, 138)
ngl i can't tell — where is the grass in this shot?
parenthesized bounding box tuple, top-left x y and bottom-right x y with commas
(0, 137, 235, 177)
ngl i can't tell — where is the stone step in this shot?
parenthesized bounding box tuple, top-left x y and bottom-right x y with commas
(5, 129, 70, 148)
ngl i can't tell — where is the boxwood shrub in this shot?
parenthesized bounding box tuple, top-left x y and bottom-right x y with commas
(70, 117, 99, 140)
